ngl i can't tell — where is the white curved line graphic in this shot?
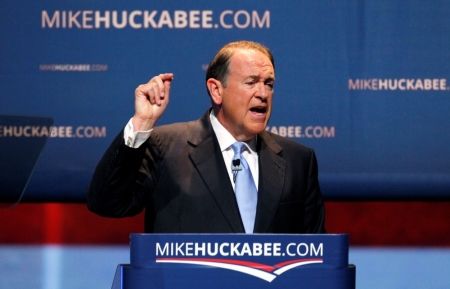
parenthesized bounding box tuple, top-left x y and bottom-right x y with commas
(156, 259, 277, 282)
(273, 260, 323, 275)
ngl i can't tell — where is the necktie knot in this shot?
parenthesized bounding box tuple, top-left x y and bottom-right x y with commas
(232, 142, 246, 157)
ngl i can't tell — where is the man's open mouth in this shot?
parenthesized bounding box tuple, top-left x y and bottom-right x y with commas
(250, 106, 267, 114)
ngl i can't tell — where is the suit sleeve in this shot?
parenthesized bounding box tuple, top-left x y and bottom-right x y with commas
(86, 130, 152, 218)
(303, 149, 327, 233)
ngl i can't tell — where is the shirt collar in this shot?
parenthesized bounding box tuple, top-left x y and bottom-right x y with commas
(210, 110, 257, 153)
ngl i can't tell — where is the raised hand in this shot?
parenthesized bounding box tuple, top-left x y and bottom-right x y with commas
(132, 73, 174, 131)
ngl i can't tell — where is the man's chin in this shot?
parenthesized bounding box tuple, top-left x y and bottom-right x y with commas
(247, 124, 268, 136)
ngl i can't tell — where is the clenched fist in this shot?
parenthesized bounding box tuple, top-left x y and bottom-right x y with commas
(132, 73, 174, 131)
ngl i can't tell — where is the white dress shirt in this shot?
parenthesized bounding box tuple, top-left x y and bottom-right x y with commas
(209, 111, 259, 190)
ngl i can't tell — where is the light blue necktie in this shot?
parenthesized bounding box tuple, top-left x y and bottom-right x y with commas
(231, 142, 257, 234)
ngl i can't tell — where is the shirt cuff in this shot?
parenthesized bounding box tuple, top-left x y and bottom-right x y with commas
(123, 118, 152, 148)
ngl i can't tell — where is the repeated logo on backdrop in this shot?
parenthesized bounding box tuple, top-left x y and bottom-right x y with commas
(0, 125, 106, 139)
(41, 10, 271, 30)
(348, 78, 449, 91)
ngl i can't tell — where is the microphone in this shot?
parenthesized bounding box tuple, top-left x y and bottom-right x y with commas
(232, 159, 242, 171)
(232, 159, 241, 183)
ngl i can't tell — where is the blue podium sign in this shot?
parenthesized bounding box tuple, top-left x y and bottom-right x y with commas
(112, 234, 355, 289)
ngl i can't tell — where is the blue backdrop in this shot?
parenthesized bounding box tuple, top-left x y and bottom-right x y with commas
(1, 0, 449, 201)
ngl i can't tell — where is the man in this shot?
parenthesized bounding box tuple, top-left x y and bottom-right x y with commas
(87, 40, 326, 234)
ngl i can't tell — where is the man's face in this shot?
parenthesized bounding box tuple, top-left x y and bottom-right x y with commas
(215, 49, 275, 141)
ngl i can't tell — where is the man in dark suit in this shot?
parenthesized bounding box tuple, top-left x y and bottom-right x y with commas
(87, 40, 326, 234)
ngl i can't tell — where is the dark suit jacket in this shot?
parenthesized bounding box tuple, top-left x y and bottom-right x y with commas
(87, 110, 326, 233)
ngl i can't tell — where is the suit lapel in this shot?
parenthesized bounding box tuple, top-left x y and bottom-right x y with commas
(253, 132, 286, 233)
(188, 111, 245, 233)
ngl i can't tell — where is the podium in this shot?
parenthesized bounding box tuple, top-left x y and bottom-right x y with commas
(112, 234, 355, 289)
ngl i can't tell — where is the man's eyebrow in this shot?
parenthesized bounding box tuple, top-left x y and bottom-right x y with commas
(247, 74, 275, 81)
(247, 74, 260, 79)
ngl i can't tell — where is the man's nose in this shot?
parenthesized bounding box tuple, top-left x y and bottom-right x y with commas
(255, 82, 269, 99)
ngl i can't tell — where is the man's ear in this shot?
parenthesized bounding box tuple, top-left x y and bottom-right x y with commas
(207, 78, 223, 105)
